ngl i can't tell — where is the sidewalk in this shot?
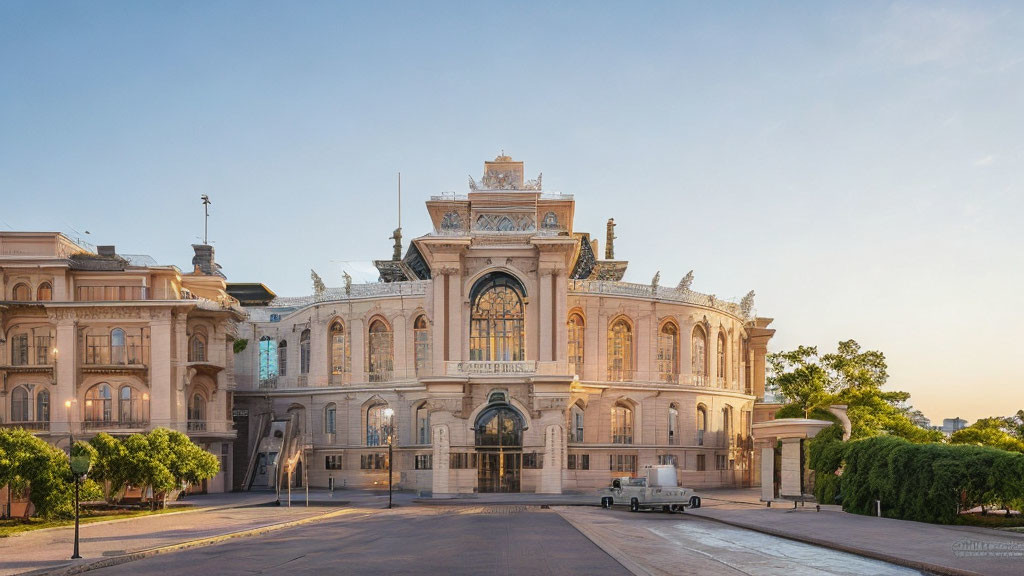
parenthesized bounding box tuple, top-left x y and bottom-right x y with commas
(0, 492, 335, 576)
(691, 489, 1024, 576)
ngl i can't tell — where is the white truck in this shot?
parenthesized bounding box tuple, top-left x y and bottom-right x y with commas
(599, 465, 702, 513)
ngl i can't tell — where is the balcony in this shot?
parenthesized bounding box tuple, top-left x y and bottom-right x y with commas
(182, 420, 235, 437)
(0, 421, 50, 431)
(81, 419, 149, 431)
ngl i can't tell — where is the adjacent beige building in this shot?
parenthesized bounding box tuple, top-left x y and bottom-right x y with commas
(0, 232, 243, 499)
(231, 155, 776, 495)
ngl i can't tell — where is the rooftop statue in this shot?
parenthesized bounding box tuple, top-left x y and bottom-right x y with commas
(677, 270, 694, 291)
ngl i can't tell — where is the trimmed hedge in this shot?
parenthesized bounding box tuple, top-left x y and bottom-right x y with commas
(809, 435, 1024, 524)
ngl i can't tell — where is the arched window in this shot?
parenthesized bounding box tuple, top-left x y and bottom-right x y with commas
(658, 322, 679, 382)
(691, 326, 708, 385)
(722, 406, 733, 448)
(611, 403, 633, 444)
(668, 404, 679, 445)
(367, 320, 393, 382)
(189, 333, 207, 363)
(258, 336, 278, 384)
(277, 340, 288, 376)
(697, 405, 707, 446)
(11, 283, 30, 301)
(366, 403, 393, 446)
(324, 403, 337, 435)
(300, 329, 311, 374)
(569, 402, 585, 443)
(608, 318, 633, 381)
(469, 273, 525, 361)
(85, 383, 112, 423)
(474, 404, 525, 448)
(37, 282, 52, 301)
(36, 389, 50, 423)
(111, 328, 126, 365)
(568, 312, 585, 376)
(415, 402, 430, 444)
(717, 331, 727, 385)
(330, 321, 346, 375)
(11, 386, 29, 421)
(414, 316, 430, 376)
(119, 386, 145, 424)
(186, 392, 204, 423)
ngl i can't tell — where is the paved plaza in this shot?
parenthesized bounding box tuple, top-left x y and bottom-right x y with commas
(2, 489, 1022, 576)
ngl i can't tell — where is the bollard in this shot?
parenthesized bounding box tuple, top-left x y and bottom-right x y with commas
(876, 499, 881, 517)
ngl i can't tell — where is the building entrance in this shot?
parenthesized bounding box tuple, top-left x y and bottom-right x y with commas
(474, 400, 525, 493)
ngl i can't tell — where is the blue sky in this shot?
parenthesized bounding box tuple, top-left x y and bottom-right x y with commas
(2, 1, 1021, 423)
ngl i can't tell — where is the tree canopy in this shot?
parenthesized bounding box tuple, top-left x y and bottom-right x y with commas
(950, 417, 1024, 454)
(768, 339, 942, 442)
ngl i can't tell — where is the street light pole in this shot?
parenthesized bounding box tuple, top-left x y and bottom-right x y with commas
(65, 400, 81, 560)
(383, 407, 394, 509)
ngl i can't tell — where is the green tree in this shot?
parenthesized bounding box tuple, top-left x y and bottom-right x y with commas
(0, 428, 75, 519)
(950, 418, 1024, 454)
(767, 346, 832, 417)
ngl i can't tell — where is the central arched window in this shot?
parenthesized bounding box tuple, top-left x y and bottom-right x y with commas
(414, 315, 430, 375)
(658, 322, 679, 382)
(366, 403, 393, 446)
(692, 326, 708, 385)
(11, 386, 29, 421)
(300, 329, 311, 374)
(367, 319, 393, 382)
(475, 404, 525, 448)
(330, 321, 347, 375)
(568, 312, 585, 376)
(85, 383, 112, 423)
(611, 403, 633, 444)
(608, 318, 633, 381)
(469, 273, 526, 362)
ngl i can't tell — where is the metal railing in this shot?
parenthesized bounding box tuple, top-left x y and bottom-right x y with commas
(0, 421, 50, 431)
(568, 279, 745, 317)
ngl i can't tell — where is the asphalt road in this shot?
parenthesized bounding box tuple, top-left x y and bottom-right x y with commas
(88, 505, 631, 576)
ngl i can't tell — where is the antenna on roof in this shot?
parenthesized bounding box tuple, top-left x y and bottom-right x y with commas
(391, 172, 403, 261)
(200, 194, 211, 244)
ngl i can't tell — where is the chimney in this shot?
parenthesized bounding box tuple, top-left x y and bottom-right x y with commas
(97, 245, 116, 257)
(191, 244, 223, 277)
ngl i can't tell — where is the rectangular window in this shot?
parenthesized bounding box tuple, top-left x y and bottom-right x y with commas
(325, 455, 343, 470)
(567, 454, 590, 470)
(34, 335, 51, 365)
(657, 454, 678, 467)
(716, 454, 727, 470)
(449, 453, 477, 469)
(11, 334, 29, 365)
(522, 453, 541, 469)
(609, 454, 637, 473)
(85, 334, 110, 365)
(696, 454, 706, 472)
(414, 454, 432, 470)
(360, 453, 386, 470)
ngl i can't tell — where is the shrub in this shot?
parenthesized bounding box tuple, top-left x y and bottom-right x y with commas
(809, 435, 1024, 524)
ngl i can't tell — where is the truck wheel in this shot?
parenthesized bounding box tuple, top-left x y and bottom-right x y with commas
(630, 498, 640, 512)
(662, 505, 670, 513)
(601, 497, 612, 509)
(669, 504, 680, 513)
(689, 496, 701, 509)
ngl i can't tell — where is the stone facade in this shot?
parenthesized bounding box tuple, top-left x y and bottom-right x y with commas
(232, 155, 775, 494)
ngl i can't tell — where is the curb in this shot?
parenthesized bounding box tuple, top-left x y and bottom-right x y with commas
(17, 507, 363, 576)
(686, 509, 986, 576)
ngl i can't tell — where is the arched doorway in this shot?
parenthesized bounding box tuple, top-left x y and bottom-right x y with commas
(475, 403, 525, 493)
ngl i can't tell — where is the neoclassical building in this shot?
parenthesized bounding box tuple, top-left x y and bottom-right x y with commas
(232, 155, 775, 494)
(0, 233, 242, 500)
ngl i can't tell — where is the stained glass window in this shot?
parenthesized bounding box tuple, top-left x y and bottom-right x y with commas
(330, 322, 347, 375)
(608, 318, 633, 381)
(259, 336, 278, 383)
(367, 320, 393, 382)
(658, 322, 679, 382)
(691, 326, 707, 385)
(469, 275, 525, 362)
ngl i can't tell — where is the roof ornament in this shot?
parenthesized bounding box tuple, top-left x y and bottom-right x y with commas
(677, 270, 694, 291)
(311, 269, 326, 300)
(651, 271, 660, 295)
(740, 290, 756, 318)
(343, 271, 352, 296)
(605, 218, 616, 259)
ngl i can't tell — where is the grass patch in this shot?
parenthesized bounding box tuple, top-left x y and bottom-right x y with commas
(0, 507, 186, 538)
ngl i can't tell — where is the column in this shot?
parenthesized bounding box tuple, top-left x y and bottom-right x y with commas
(447, 269, 462, 362)
(149, 313, 173, 429)
(553, 271, 568, 367)
(350, 318, 365, 382)
(779, 438, 803, 498)
(538, 270, 553, 362)
(431, 275, 446, 370)
(53, 316, 77, 433)
(760, 443, 775, 501)
(431, 424, 451, 495)
(540, 424, 564, 494)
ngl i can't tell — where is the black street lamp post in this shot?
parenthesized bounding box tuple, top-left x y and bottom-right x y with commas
(65, 399, 90, 560)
